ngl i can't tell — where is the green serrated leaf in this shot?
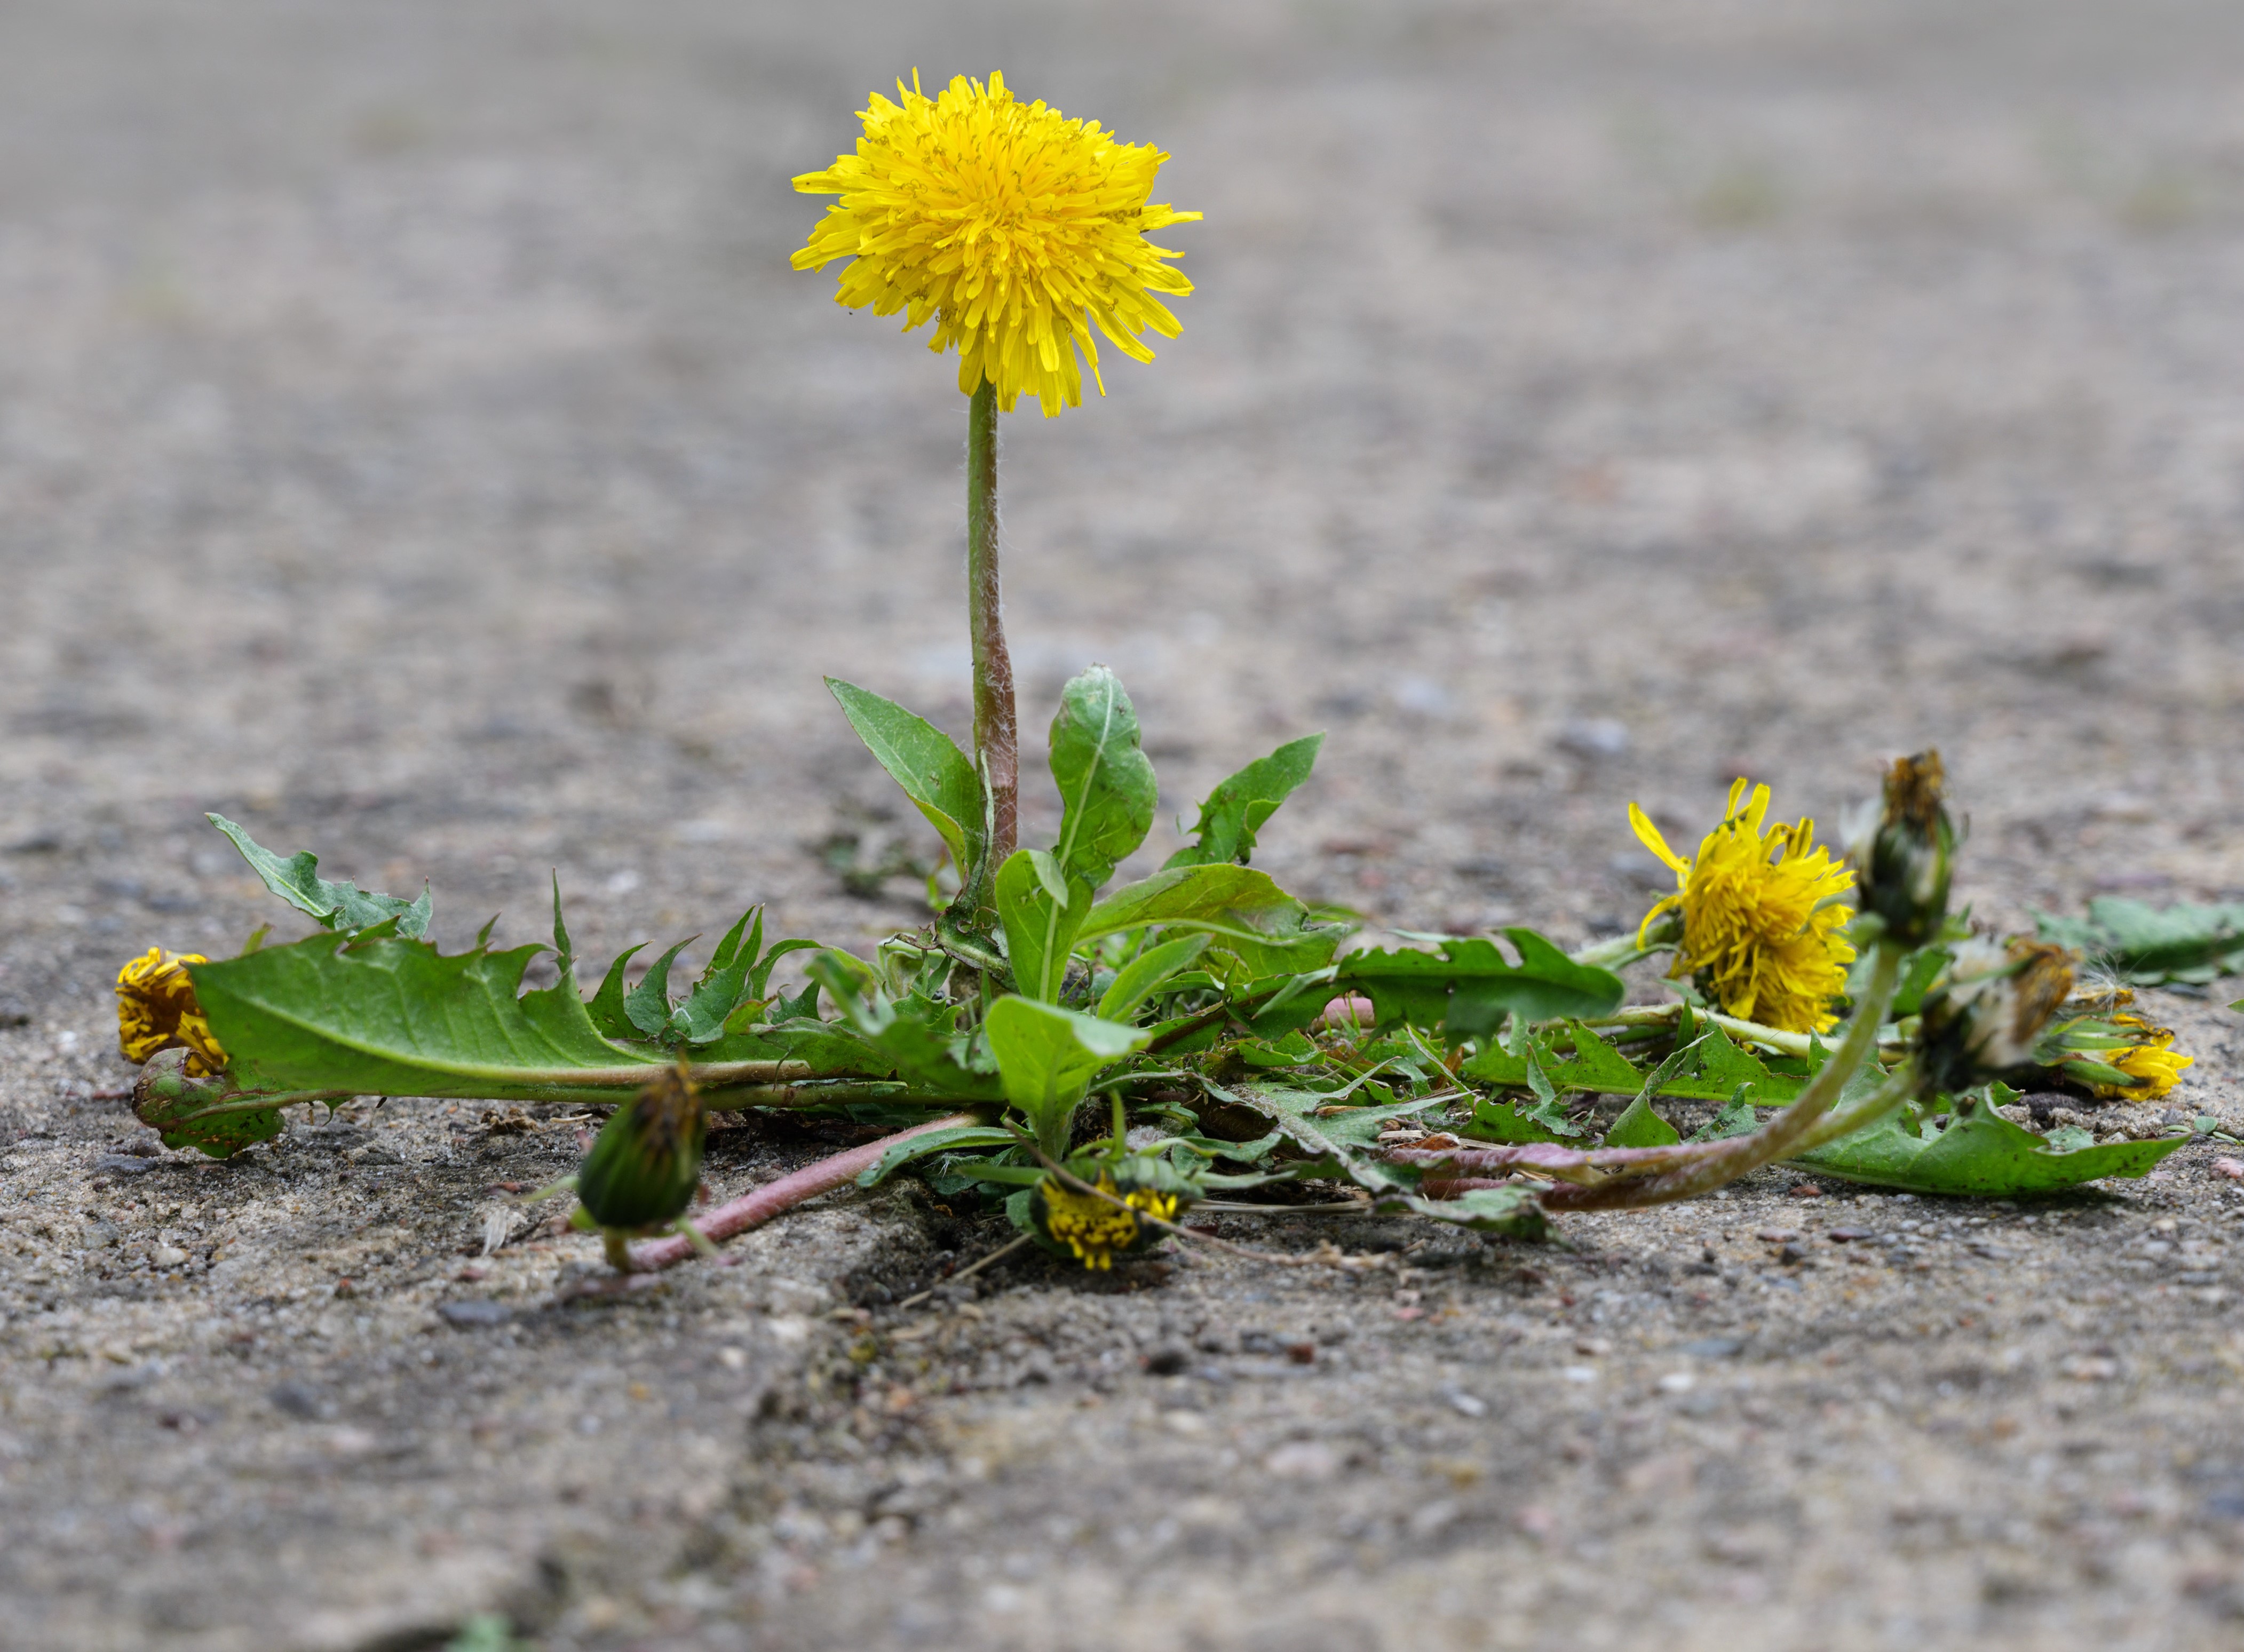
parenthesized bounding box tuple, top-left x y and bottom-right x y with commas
(1242, 967, 1341, 1037)
(1163, 733, 1322, 869)
(748, 937, 823, 1003)
(1336, 933, 1623, 1045)
(675, 909, 760, 1045)
(826, 679, 987, 886)
(624, 938, 696, 1039)
(1079, 864, 1343, 978)
(1376, 1185, 1549, 1241)
(550, 875, 575, 976)
(1048, 665, 1157, 892)
(807, 957, 999, 1101)
(1787, 1107, 2189, 1194)
(995, 849, 1093, 1004)
(2034, 897, 2244, 986)
(1097, 933, 1212, 1023)
(1465, 1095, 1585, 1145)
(1224, 1082, 1448, 1194)
(772, 976, 821, 1022)
(208, 814, 431, 939)
(983, 997, 1150, 1159)
(1523, 1046, 1560, 1108)
(853, 1124, 1014, 1188)
(1604, 1092, 1682, 1148)
(1461, 1023, 1638, 1091)
(1236, 1030, 1320, 1069)
(188, 933, 682, 1103)
(1464, 1019, 1817, 1110)
(587, 943, 648, 1041)
(1690, 1094, 1762, 1142)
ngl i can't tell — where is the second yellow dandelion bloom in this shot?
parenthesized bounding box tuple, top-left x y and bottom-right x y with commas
(115, 948, 228, 1076)
(2086, 1014, 2194, 1100)
(1630, 780, 1858, 1034)
(792, 70, 1200, 415)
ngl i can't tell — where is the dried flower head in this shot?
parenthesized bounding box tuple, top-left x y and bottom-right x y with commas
(575, 1066, 707, 1239)
(1843, 750, 1956, 947)
(793, 71, 1200, 416)
(1629, 781, 1858, 1033)
(1917, 936, 2076, 1092)
(1032, 1172, 1177, 1270)
(115, 948, 227, 1077)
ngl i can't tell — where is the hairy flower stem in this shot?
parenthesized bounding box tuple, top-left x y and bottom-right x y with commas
(1543, 943, 1905, 1212)
(1578, 1003, 1890, 1062)
(966, 380, 1018, 861)
(621, 1111, 976, 1271)
(1788, 1062, 1924, 1155)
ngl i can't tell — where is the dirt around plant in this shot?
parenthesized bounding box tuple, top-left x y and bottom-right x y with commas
(0, 1, 2240, 1648)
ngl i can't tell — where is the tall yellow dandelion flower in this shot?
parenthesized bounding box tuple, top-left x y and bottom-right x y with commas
(792, 70, 1200, 416)
(115, 948, 228, 1076)
(1629, 781, 1858, 1034)
(2086, 1014, 2194, 1100)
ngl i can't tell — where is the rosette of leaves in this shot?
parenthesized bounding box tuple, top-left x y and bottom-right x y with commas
(135, 821, 887, 1156)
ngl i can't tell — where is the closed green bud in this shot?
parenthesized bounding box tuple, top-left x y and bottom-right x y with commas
(1915, 936, 2075, 1094)
(1844, 750, 1955, 948)
(132, 1046, 286, 1158)
(576, 1066, 705, 1236)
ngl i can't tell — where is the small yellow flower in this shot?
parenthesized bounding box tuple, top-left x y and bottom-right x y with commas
(1034, 1173, 1176, 1270)
(793, 71, 1200, 416)
(2086, 1014, 2194, 1100)
(115, 948, 227, 1076)
(1630, 780, 1857, 1034)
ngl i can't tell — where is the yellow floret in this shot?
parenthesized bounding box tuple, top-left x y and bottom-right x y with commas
(794, 71, 1200, 416)
(2086, 1014, 2194, 1100)
(1629, 780, 1858, 1034)
(115, 948, 228, 1076)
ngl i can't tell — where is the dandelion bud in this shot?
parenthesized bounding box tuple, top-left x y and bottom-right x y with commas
(115, 947, 228, 1076)
(2039, 1012, 2195, 1101)
(133, 1046, 229, 1126)
(575, 1067, 706, 1236)
(131, 1047, 283, 1158)
(1844, 751, 1955, 948)
(1030, 1167, 1181, 1272)
(1915, 937, 2076, 1093)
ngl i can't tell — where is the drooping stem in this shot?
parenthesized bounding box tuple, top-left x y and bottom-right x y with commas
(966, 379, 1018, 860)
(1542, 942, 1905, 1212)
(1788, 1060, 1923, 1155)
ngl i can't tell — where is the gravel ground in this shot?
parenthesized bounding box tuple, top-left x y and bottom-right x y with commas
(1, 0, 2240, 1647)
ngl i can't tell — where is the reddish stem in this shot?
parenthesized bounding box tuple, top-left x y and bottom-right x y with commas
(624, 1111, 976, 1272)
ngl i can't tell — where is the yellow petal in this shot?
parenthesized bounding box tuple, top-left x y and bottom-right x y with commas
(1629, 803, 1690, 876)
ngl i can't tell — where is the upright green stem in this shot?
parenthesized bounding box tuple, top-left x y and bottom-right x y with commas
(966, 381, 1017, 860)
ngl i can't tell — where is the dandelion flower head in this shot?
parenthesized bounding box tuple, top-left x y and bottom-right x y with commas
(116, 948, 228, 1076)
(2087, 1014, 2193, 1100)
(1630, 780, 1857, 1034)
(792, 71, 1200, 416)
(1037, 1173, 1176, 1270)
